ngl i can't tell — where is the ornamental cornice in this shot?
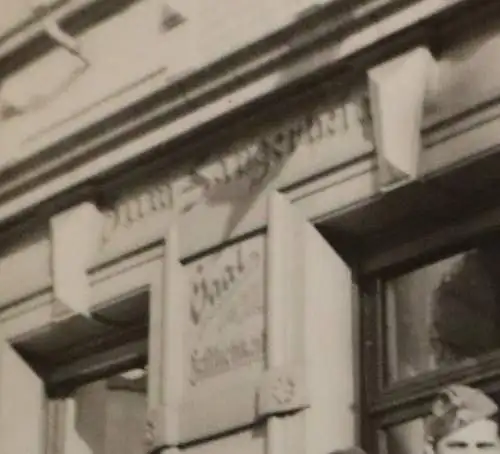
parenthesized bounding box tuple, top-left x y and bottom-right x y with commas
(0, 0, 476, 231)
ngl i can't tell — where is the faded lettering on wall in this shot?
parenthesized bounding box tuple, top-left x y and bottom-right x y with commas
(102, 183, 173, 241)
(102, 93, 371, 242)
(187, 235, 266, 385)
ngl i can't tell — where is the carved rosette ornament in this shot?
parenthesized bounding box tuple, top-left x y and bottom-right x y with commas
(257, 366, 309, 418)
(270, 375, 296, 406)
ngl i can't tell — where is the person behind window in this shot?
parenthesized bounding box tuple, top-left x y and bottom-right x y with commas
(425, 384, 500, 454)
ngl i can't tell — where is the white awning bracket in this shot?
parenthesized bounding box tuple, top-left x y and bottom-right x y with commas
(368, 47, 439, 191)
(257, 364, 309, 418)
(50, 201, 103, 318)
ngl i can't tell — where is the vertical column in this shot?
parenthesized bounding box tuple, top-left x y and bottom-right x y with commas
(148, 225, 187, 454)
(302, 204, 356, 453)
(265, 191, 356, 454)
(265, 191, 308, 454)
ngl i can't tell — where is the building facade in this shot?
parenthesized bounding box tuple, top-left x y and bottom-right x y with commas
(1, 0, 500, 453)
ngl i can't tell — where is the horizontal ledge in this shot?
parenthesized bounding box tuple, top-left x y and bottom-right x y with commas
(0, 0, 473, 230)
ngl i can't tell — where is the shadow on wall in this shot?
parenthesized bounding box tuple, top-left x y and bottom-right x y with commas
(179, 1, 373, 243)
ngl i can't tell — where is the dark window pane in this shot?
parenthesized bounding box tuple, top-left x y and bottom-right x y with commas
(386, 244, 500, 383)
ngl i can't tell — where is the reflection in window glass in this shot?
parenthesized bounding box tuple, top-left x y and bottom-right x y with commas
(70, 368, 147, 454)
(386, 244, 500, 383)
(383, 419, 425, 454)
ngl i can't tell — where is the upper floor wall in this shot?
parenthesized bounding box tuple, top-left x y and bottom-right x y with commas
(0, 0, 473, 235)
(0, 0, 330, 163)
(0, 0, 499, 309)
(0, 0, 62, 44)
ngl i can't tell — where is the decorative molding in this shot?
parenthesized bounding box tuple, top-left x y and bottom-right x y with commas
(102, 182, 174, 241)
(257, 365, 309, 418)
(101, 93, 370, 243)
(0, 0, 185, 122)
(0, 0, 473, 233)
(0, 0, 141, 75)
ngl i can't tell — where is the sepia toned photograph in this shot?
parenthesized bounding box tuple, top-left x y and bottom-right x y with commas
(1, 1, 500, 454)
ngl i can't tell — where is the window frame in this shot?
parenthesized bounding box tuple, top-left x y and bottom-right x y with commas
(359, 206, 500, 454)
(0, 237, 168, 454)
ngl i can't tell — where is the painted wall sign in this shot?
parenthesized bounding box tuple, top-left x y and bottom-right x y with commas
(186, 235, 266, 385)
(102, 183, 173, 241)
(102, 90, 371, 243)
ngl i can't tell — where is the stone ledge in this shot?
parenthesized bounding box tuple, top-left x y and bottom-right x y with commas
(0, 0, 473, 230)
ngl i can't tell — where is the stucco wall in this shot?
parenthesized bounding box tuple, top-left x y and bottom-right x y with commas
(0, 0, 327, 161)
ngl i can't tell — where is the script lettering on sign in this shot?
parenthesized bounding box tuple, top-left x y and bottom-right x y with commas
(187, 236, 266, 385)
